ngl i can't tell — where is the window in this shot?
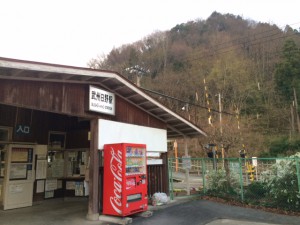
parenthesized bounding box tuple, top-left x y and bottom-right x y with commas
(0, 126, 12, 177)
(0, 126, 12, 150)
(48, 132, 66, 150)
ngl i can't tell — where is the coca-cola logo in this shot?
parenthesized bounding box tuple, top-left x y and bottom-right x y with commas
(109, 147, 123, 214)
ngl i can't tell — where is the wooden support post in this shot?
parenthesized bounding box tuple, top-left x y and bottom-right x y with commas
(174, 140, 178, 172)
(161, 152, 169, 195)
(184, 137, 190, 195)
(86, 118, 99, 221)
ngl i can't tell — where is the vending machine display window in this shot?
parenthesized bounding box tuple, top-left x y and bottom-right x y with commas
(125, 146, 146, 175)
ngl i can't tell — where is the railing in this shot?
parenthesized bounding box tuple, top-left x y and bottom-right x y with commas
(169, 157, 300, 212)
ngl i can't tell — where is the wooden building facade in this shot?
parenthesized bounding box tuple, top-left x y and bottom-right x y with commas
(0, 57, 206, 219)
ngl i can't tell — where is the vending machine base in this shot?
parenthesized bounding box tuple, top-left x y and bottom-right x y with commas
(99, 215, 133, 225)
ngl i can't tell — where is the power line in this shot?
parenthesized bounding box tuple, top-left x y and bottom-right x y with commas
(141, 87, 235, 116)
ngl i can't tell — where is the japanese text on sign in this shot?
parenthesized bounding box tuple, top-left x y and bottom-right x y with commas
(15, 125, 30, 135)
(89, 86, 115, 115)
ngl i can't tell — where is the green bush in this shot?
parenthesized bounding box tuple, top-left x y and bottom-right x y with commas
(244, 181, 268, 200)
(206, 169, 240, 198)
(261, 154, 300, 211)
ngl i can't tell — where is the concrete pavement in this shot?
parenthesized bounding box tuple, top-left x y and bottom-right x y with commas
(0, 197, 299, 225)
(133, 197, 300, 225)
(206, 219, 281, 225)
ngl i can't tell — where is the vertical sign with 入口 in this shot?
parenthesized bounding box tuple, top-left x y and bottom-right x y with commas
(89, 85, 115, 115)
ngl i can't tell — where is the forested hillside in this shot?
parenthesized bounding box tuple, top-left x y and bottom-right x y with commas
(89, 12, 300, 157)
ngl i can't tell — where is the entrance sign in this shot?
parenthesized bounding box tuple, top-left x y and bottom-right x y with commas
(15, 124, 30, 135)
(89, 86, 115, 115)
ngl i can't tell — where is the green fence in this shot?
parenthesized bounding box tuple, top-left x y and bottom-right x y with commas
(169, 157, 300, 212)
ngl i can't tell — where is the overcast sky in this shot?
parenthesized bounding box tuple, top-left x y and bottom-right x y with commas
(0, 0, 299, 67)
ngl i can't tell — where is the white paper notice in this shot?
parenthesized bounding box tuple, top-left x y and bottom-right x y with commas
(57, 180, 63, 189)
(45, 179, 57, 191)
(36, 160, 47, 179)
(36, 180, 45, 193)
(66, 181, 75, 190)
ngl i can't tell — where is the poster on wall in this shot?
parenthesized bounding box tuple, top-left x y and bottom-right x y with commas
(36, 180, 45, 193)
(45, 179, 57, 191)
(36, 160, 47, 179)
(45, 191, 54, 199)
(66, 181, 75, 190)
(51, 159, 64, 178)
(11, 148, 29, 162)
(9, 164, 27, 180)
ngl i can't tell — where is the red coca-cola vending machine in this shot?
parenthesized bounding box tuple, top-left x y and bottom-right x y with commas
(103, 143, 148, 216)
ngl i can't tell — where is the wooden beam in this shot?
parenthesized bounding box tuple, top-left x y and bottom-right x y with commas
(87, 118, 100, 221)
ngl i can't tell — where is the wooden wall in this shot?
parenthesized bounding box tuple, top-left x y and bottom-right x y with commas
(0, 79, 165, 130)
(0, 80, 88, 117)
(0, 104, 90, 147)
(115, 97, 166, 130)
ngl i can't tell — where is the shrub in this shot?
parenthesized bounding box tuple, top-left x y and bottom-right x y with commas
(261, 153, 300, 211)
(244, 181, 268, 200)
(206, 169, 240, 198)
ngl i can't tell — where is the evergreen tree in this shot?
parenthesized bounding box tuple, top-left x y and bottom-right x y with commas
(275, 39, 300, 103)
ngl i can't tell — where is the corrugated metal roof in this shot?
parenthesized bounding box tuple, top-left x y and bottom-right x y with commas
(0, 57, 207, 138)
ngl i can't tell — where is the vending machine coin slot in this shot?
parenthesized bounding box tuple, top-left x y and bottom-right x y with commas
(140, 174, 146, 179)
(127, 193, 142, 203)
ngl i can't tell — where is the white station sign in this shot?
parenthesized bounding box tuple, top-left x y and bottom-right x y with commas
(89, 85, 115, 115)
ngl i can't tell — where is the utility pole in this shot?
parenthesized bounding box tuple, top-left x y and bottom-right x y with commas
(293, 88, 300, 133)
(125, 65, 149, 88)
(291, 104, 295, 139)
(218, 93, 224, 162)
(218, 93, 222, 135)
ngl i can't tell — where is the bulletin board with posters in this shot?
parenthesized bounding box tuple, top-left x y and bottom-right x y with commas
(3, 144, 35, 210)
(9, 147, 33, 180)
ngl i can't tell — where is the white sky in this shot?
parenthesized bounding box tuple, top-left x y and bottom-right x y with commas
(0, 0, 299, 67)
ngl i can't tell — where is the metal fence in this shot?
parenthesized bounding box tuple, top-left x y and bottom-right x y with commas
(168, 157, 300, 212)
